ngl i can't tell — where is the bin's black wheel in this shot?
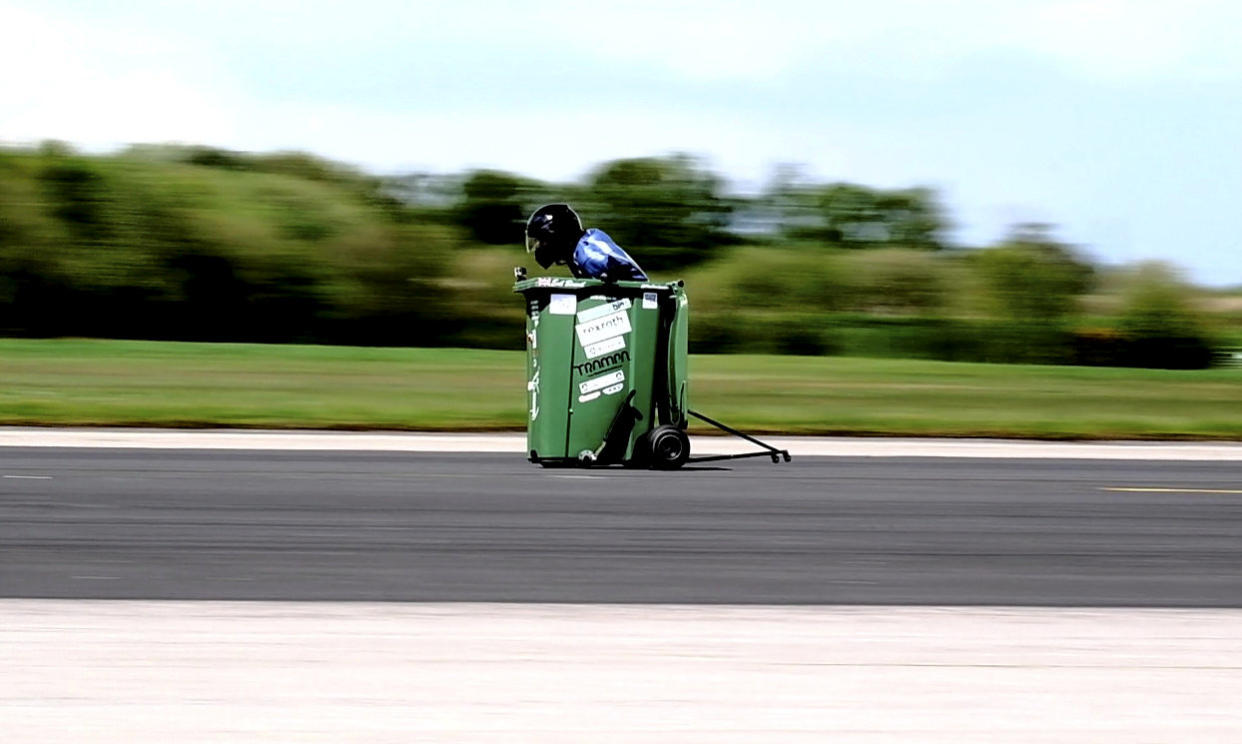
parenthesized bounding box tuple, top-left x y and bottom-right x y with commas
(646, 425, 690, 470)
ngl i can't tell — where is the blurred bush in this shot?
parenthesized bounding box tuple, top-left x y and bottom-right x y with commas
(1112, 262, 1215, 369)
(455, 170, 535, 245)
(970, 224, 1094, 319)
(689, 246, 848, 313)
(0, 145, 452, 345)
(839, 249, 948, 315)
(0, 144, 1228, 368)
(772, 180, 947, 251)
(956, 224, 1094, 364)
(576, 155, 734, 270)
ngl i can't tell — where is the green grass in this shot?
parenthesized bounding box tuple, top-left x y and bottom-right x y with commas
(2, 339, 1242, 438)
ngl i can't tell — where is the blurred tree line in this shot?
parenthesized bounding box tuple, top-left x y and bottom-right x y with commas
(0, 143, 1224, 368)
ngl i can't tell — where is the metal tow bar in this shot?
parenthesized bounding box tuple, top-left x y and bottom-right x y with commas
(685, 410, 792, 465)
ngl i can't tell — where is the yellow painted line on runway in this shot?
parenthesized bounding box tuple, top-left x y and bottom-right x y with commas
(1102, 487, 1242, 494)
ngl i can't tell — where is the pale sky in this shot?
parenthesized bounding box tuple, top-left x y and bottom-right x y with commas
(3, 0, 1241, 284)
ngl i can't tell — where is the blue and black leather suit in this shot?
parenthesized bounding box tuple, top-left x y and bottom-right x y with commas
(567, 228, 648, 282)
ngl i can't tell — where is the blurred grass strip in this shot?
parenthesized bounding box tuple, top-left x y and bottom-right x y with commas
(1, 339, 1241, 438)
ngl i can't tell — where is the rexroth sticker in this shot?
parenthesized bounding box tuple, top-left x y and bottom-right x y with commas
(575, 310, 631, 347)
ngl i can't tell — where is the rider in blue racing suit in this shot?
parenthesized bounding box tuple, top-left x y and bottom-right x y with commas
(525, 204, 647, 282)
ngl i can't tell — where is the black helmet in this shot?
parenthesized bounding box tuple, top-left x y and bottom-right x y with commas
(525, 204, 584, 269)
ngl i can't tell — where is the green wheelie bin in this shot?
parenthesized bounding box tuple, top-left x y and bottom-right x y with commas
(514, 272, 791, 469)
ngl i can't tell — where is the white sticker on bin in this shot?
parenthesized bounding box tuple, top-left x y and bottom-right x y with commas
(577, 298, 631, 323)
(536, 277, 585, 288)
(548, 294, 576, 315)
(583, 335, 626, 359)
(579, 369, 625, 395)
(642, 292, 658, 310)
(575, 310, 631, 347)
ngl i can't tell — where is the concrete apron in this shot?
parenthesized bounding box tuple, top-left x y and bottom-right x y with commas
(6, 601, 1242, 742)
(5, 427, 1242, 460)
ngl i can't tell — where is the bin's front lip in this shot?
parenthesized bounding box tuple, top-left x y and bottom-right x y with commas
(513, 278, 683, 294)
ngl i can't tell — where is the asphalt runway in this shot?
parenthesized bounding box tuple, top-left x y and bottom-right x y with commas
(3, 448, 1242, 605)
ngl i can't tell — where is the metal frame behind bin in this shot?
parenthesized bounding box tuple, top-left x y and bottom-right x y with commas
(686, 410, 792, 465)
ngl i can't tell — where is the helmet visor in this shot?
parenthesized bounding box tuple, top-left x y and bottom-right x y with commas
(527, 235, 556, 268)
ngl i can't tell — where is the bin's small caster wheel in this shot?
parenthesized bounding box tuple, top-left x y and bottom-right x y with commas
(578, 450, 597, 467)
(645, 425, 690, 470)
